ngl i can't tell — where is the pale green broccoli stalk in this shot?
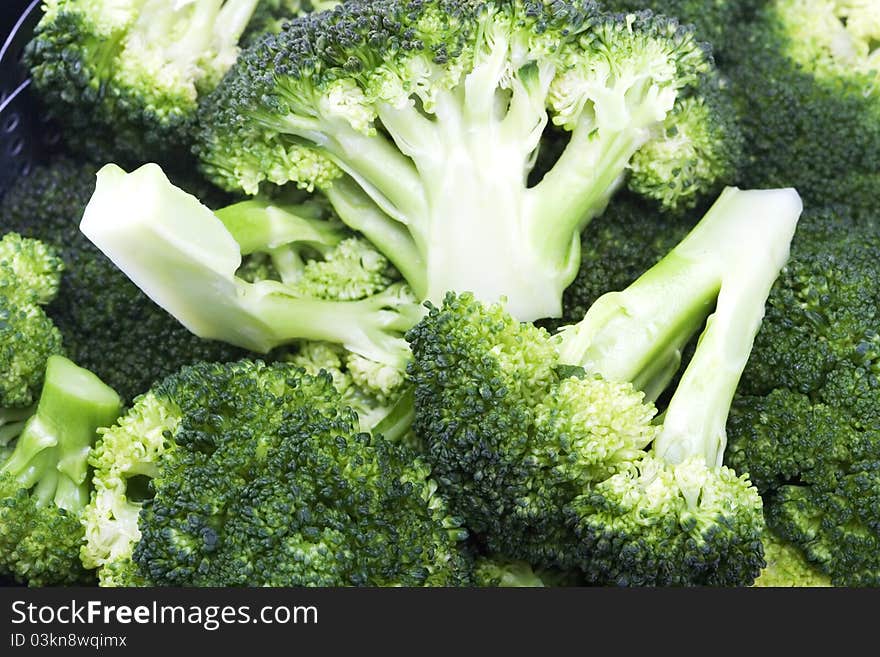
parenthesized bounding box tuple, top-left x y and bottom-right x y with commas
(197, 0, 742, 322)
(0, 355, 122, 586)
(753, 530, 833, 587)
(562, 187, 802, 585)
(80, 163, 422, 371)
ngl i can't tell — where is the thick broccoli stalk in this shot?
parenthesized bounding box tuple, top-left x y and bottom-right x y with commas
(83, 360, 470, 586)
(81, 163, 422, 372)
(0, 355, 122, 586)
(726, 207, 880, 586)
(561, 187, 801, 585)
(197, 0, 741, 321)
(409, 187, 801, 585)
(0, 160, 249, 402)
(25, 0, 293, 166)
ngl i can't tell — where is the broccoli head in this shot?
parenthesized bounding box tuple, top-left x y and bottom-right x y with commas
(0, 355, 122, 586)
(727, 207, 880, 586)
(0, 160, 248, 402)
(82, 360, 470, 586)
(409, 187, 802, 585)
(197, 0, 742, 322)
(725, 1, 880, 217)
(24, 0, 303, 167)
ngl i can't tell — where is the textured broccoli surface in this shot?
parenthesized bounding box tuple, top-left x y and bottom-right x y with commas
(727, 207, 880, 586)
(725, 0, 880, 217)
(0, 355, 121, 586)
(83, 360, 471, 586)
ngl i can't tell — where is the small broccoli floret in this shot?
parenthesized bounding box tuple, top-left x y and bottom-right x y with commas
(83, 360, 470, 586)
(598, 1, 762, 58)
(725, 1, 880, 217)
(0, 355, 122, 586)
(409, 187, 801, 585)
(1, 161, 248, 402)
(24, 0, 292, 167)
(727, 207, 880, 586)
(82, 163, 422, 374)
(0, 233, 65, 412)
(753, 530, 832, 587)
(242, 0, 341, 42)
(197, 0, 741, 322)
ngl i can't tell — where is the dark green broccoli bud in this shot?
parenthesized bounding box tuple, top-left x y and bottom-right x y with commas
(409, 187, 801, 585)
(0, 355, 122, 586)
(724, 1, 880, 217)
(0, 161, 248, 402)
(82, 360, 470, 586)
(242, 0, 341, 43)
(197, 0, 741, 322)
(727, 207, 880, 586)
(82, 163, 422, 375)
(24, 0, 295, 167)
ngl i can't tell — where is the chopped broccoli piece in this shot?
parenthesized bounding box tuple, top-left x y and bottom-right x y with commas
(408, 187, 802, 585)
(82, 360, 470, 586)
(24, 0, 303, 167)
(0, 355, 122, 586)
(0, 160, 248, 402)
(197, 0, 742, 322)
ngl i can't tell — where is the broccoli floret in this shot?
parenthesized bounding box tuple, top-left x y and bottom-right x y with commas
(0, 161, 248, 402)
(82, 163, 422, 376)
(725, 1, 880, 217)
(753, 530, 832, 587)
(242, 0, 341, 42)
(0, 233, 65, 412)
(598, 1, 762, 58)
(0, 355, 122, 586)
(727, 207, 880, 586)
(408, 187, 802, 585)
(82, 360, 470, 586)
(24, 0, 296, 167)
(197, 0, 742, 322)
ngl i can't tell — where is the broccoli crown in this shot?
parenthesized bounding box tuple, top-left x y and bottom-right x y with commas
(0, 355, 122, 586)
(0, 161, 249, 402)
(725, 3, 880, 216)
(407, 292, 658, 569)
(598, 0, 762, 58)
(0, 233, 65, 410)
(727, 207, 880, 586)
(753, 530, 832, 587)
(567, 455, 765, 586)
(25, 0, 282, 167)
(84, 360, 470, 586)
(197, 0, 740, 322)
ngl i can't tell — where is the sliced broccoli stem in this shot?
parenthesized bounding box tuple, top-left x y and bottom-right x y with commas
(654, 190, 802, 468)
(558, 188, 803, 410)
(1, 356, 122, 513)
(81, 164, 421, 364)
